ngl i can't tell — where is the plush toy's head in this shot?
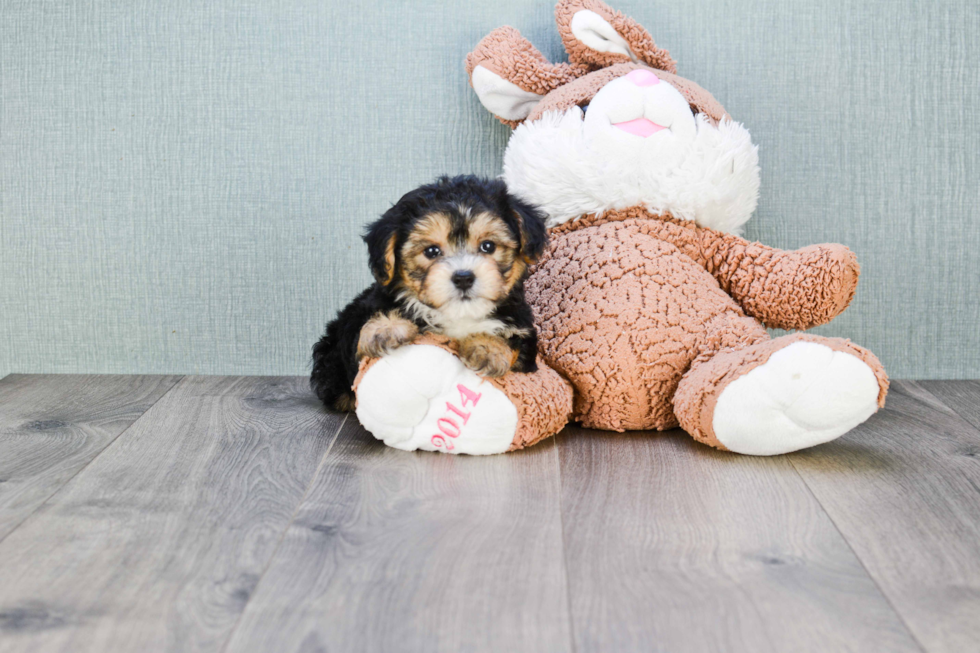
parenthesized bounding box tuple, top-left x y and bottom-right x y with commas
(466, 0, 761, 234)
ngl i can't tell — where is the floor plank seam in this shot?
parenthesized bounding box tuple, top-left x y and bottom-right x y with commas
(787, 455, 929, 653)
(916, 380, 980, 434)
(0, 374, 185, 548)
(553, 438, 579, 653)
(218, 412, 349, 653)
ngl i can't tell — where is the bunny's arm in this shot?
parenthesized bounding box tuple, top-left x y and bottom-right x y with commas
(700, 230, 859, 330)
(642, 216, 860, 330)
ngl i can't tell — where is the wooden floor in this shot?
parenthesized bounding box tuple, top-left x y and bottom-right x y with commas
(0, 375, 978, 652)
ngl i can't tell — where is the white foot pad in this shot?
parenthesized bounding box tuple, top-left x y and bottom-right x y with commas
(712, 342, 880, 456)
(355, 345, 518, 455)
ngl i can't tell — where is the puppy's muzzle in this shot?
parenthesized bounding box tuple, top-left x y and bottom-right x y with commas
(451, 270, 476, 291)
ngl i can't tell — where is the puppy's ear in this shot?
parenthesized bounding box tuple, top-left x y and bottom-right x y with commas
(509, 195, 548, 263)
(363, 213, 399, 286)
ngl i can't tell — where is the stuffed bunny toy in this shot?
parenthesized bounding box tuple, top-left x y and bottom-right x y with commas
(352, 0, 887, 456)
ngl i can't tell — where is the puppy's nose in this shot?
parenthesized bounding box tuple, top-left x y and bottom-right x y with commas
(451, 270, 476, 291)
(626, 69, 659, 86)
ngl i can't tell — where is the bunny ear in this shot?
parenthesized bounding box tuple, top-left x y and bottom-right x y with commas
(466, 26, 590, 125)
(555, 0, 677, 74)
(470, 67, 544, 123)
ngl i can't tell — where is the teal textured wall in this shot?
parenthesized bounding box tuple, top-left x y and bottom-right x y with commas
(1, 0, 978, 378)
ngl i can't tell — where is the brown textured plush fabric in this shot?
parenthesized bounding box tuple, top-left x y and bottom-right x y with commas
(554, 0, 676, 73)
(673, 334, 889, 450)
(551, 209, 861, 330)
(353, 334, 574, 451)
(496, 353, 576, 451)
(523, 62, 728, 125)
(650, 68, 729, 124)
(526, 210, 873, 432)
(464, 26, 591, 97)
(466, 0, 726, 127)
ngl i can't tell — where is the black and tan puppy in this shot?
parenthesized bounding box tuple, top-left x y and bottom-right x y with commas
(311, 175, 548, 411)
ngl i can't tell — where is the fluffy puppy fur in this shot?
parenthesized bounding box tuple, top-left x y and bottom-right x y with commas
(310, 175, 548, 412)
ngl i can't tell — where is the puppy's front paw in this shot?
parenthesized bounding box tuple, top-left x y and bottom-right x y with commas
(458, 334, 516, 378)
(357, 312, 419, 359)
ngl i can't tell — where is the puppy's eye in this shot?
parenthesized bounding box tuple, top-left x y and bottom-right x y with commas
(423, 245, 442, 259)
(479, 241, 496, 254)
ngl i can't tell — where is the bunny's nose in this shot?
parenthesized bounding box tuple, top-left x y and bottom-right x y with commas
(625, 69, 660, 87)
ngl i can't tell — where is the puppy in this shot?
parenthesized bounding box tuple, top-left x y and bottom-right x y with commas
(310, 175, 548, 411)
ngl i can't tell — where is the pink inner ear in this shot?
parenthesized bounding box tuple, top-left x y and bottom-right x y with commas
(612, 117, 666, 137)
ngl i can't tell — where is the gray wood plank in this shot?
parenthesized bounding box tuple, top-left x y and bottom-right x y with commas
(0, 374, 181, 540)
(787, 380, 980, 653)
(558, 427, 921, 653)
(225, 419, 572, 653)
(918, 379, 980, 432)
(0, 375, 343, 652)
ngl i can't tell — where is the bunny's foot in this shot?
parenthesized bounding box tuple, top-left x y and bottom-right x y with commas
(353, 336, 573, 454)
(674, 334, 888, 455)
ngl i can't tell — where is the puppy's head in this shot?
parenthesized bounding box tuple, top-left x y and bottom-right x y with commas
(364, 175, 547, 320)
